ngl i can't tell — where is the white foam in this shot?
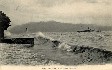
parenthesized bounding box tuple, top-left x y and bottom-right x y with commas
(58, 42, 72, 51)
(4, 31, 12, 37)
(35, 32, 54, 41)
(36, 32, 45, 37)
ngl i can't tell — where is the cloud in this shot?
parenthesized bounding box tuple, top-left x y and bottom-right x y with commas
(0, 0, 112, 26)
(36, 0, 112, 7)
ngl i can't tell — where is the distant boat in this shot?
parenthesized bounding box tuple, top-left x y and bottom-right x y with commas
(77, 27, 95, 33)
(96, 30, 101, 32)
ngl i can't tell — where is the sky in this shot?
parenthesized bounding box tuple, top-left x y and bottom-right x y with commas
(0, 0, 112, 26)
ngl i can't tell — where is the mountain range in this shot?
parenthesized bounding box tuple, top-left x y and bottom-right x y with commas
(9, 21, 112, 34)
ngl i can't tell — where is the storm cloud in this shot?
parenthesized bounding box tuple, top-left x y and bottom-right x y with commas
(0, 0, 112, 26)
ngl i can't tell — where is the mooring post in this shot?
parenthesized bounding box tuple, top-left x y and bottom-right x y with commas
(0, 18, 4, 42)
(0, 25, 4, 42)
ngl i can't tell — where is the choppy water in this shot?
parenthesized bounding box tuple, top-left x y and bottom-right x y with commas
(1, 31, 112, 65)
(43, 31, 112, 51)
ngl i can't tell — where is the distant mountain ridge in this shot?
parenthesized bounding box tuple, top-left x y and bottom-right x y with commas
(9, 21, 112, 34)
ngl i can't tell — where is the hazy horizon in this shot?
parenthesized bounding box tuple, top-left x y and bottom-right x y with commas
(0, 0, 112, 26)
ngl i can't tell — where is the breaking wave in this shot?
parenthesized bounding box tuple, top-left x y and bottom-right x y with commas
(33, 32, 72, 51)
(1, 31, 112, 65)
(34, 32, 54, 41)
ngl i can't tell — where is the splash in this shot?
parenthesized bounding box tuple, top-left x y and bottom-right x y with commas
(58, 42, 72, 52)
(35, 32, 54, 41)
(36, 31, 45, 37)
(33, 32, 72, 52)
(4, 31, 12, 38)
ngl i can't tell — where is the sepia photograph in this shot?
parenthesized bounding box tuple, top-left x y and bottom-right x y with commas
(0, 0, 112, 70)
